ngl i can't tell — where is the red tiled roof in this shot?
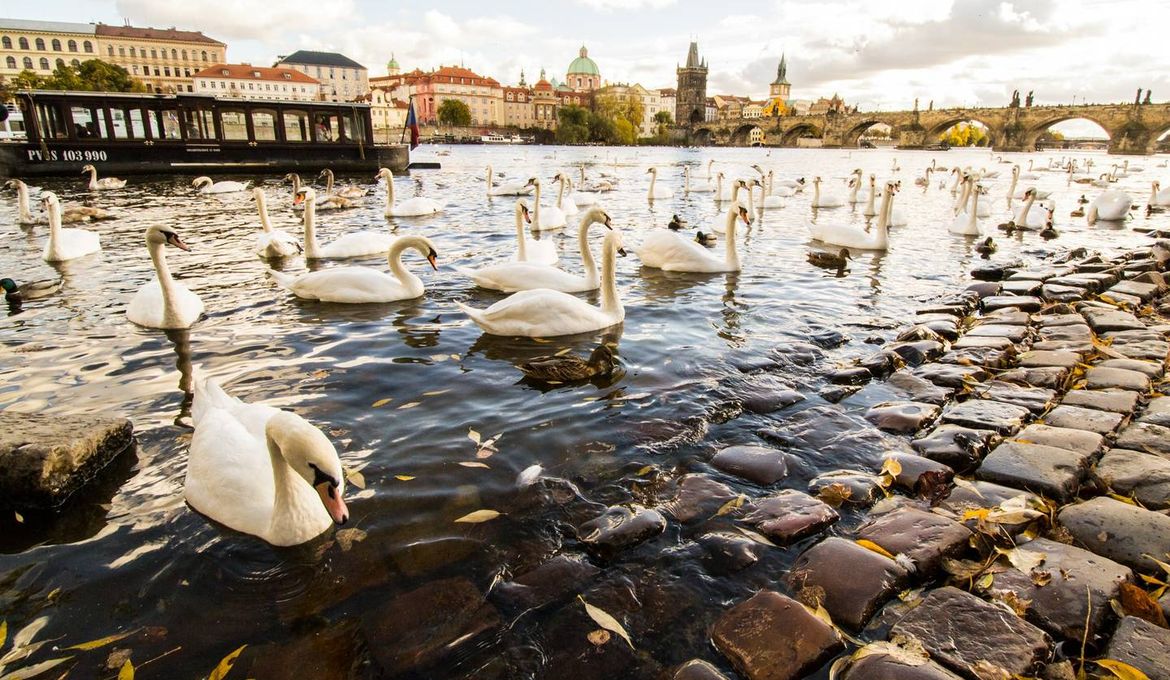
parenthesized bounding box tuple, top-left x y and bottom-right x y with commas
(534, 79, 553, 91)
(193, 63, 319, 84)
(95, 23, 223, 45)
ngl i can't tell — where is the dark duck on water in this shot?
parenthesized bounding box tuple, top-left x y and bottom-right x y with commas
(518, 345, 618, 383)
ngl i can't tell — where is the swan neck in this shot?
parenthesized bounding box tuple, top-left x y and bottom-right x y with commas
(302, 201, 320, 257)
(969, 188, 980, 229)
(17, 183, 32, 222)
(325, 171, 334, 194)
(265, 435, 319, 544)
(532, 183, 541, 223)
(387, 237, 424, 296)
(148, 239, 182, 323)
(578, 216, 599, 284)
(725, 205, 740, 269)
(384, 174, 395, 211)
(46, 200, 63, 255)
(875, 190, 893, 246)
(864, 180, 876, 214)
(600, 238, 621, 318)
(485, 166, 492, 194)
(647, 170, 656, 199)
(557, 177, 566, 207)
(514, 205, 528, 260)
(257, 193, 272, 232)
(88, 167, 98, 190)
(813, 181, 821, 204)
(1007, 171, 1018, 206)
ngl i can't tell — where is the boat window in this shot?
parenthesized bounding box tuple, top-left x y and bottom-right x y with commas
(70, 106, 107, 139)
(127, 109, 146, 139)
(36, 102, 68, 140)
(283, 110, 309, 142)
(341, 111, 365, 143)
(220, 110, 248, 140)
(183, 108, 216, 140)
(109, 109, 131, 139)
(152, 109, 182, 140)
(251, 109, 277, 141)
(313, 112, 340, 142)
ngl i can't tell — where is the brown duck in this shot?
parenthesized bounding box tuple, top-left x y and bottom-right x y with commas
(518, 345, 617, 382)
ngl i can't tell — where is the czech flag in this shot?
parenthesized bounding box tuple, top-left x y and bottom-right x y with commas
(406, 99, 419, 150)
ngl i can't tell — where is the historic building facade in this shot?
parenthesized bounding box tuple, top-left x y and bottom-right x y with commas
(370, 65, 503, 126)
(565, 45, 600, 93)
(0, 19, 96, 80)
(193, 63, 319, 101)
(276, 50, 367, 102)
(675, 41, 708, 127)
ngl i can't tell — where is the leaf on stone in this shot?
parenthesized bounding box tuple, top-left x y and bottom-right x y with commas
(952, 477, 984, 498)
(969, 659, 1011, 680)
(715, 494, 746, 517)
(734, 526, 777, 547)
(1096, 659, 1152, 680)
(991, 590, 1031, 616)
(996, 546, 1046, 573)
(310, 369, 329, 380)
(856, 539, 896, 560)
(1118, 582, 1169, 627)
(397, 401, 421, 410)
(1141, 553, 1170, 578)
(66, 630, 134, 651)
(880, 457, 903, 479)
(975, 572, 995, 591)
(0, 620, 6, 651)
(335, 528, 367, 552)
(422, 389, 450, 397)
(850, 639, 930, 667)
(1031, 569, 1052, 587)
(1108, 493, 1138, 506)
(371, 398, 392, 408)
(817, 482, 853, 507)
(394, 475, 415, 481)
(943, 557, 987, 580)
(586, 629, 610, 646)
(455, 509, 501, 524)
(207, 645, 246, 680)
(458, 462, 490, 469)
(579, 596, 633, 649)
(0, 656, 73, 680)
(118, 659, 134, 680)
(635, 465, 654, 476)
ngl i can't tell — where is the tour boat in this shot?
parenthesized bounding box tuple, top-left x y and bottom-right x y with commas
(480, 133, 526, 144)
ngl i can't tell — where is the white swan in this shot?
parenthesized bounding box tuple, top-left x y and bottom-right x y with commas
(685, 166, 715, 193)
(376, 168, 442, 217)
(319, 168, 368, 199)
(485, 165, 535, 196)
(457, 207, 612, 293)
(713, 181, 752, 233)
(40, 192, 101, 262)
(456, 230, 626, 338)
(1006, 167, 1053, 202)
(570, 167, 600, 205)
(1087, 189, 1133, 223)
(914, 167, 934, 187)
(811, 176, 846, 208)
(530, 178, 566, 231)
(268, 236, 438, 303)
(862, 175, 878, 217)
(808, 181, 895, 251)
(646, 167, 674, 200)
(287, 173, 355, 211)
(847, 169, 865, 203)
(297, 188, 394, 259)
(1148, 181, 1170, 207)
(758, 171, 784, 208)
(504, 199, 557, 266)
(637, 202, 749, 273)
(252, 188, 302, 258)
(1010, 189, 1052, 229)
(949, 181, 985, 236)
(81, 164, 126, 190)
(954, 176, 992, 217)
(7, 179, 114, 224)
(126, 225, 204, 329)
(186, 376, 349, 547)
(1021, 160, 1040, 180)
(555, 173, 580, 216)
(192, 176, 249, 194)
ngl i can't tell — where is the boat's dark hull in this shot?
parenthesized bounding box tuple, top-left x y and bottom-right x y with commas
(0, 141, 409, 178)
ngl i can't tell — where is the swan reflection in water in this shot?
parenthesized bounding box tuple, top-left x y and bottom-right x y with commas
(165, 328, 194, 425)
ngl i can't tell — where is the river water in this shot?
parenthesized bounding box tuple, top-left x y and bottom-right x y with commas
(0, 145, 1165, 678)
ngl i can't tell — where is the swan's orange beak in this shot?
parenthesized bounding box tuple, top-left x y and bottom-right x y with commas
(426, 249, 439, 271)
(293, 193, 305, 206)
(316, 482, 349, 525)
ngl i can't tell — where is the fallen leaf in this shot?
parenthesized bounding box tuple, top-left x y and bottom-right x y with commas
(1096, 659, 1152, 680)
(942, 557, 987, 580)
(975, 572, 995, 590)
(586, 629, 610, 646)
(851, 639, 930, 667)
(371, 398, 392, 408)
(1031, 570, 1052, 587)
(579, 596, 633, 649)
(310, 369, 328, 379)
(458, 462, 490, 469)
(475, 447, 494, 460)
(880, 458, 903, 479)
(991, 590, 1030, 616)
(13, 512, 23, 524)
(1118, 582, 1169, 627)
(353, 489, 375, 500)
(397, 402, 421, 410)
(455, 509, 501, 523)
(856, 539, 896, 560)
(468, 429, 481, 445)
(335, 528, 368, 552)
(715, 495, 746, 517)
(635, 465, 654, 476)
(346, 470, 366, 490)
(207, 645, 246, 680)
(996, 546, 1047, 573)
(0, 620, 6, 650)
(118, 659, 135, 680)
(734, 526, 777, 547)
(394, 475, 415, 481)
(105, 648, 131, 671)
(952, 477, 985, 498)
(66, 631, 134, 651)
(422, 389, 450, 397)
(0, 656, 73, 680)
(817, 482, 853, 507)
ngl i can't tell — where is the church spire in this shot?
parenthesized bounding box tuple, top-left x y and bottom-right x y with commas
(686, 41, 701, 69)
(773, 53, 789, 85)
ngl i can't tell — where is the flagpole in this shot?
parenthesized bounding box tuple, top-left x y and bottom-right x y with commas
(399, 93, 414, 145)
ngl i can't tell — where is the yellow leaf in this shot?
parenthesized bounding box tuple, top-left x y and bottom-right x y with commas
(454, 509, 501, 523)
(66, 630, 134, 651)
(1108, 493, 1137, 505)
(962, 508, 990, 522)
(394, 475, 415, 481)
(856, 539, 896, 560)
(422, 389, 450, 397)
(13, 512, 23, 523)
(1141, 553, 1170, 577)
(397, 402, 421, 410)
(118, 659, 135, 680)
(579, 596, 633, 649)
(996, 546, 1047, 573)
(371, 398, 392, 408)
(715, 495, 746, 517)
(1096, 659, 1152, 680)
(0, 620, 6, 650)
(0, 656, 73, 680)
(880, 458, 903, 478)
(346, 470, 366, 490)
(459, 462, 490, 469)
(975, 572, 994, 590)
(335, 528, 367, 552)
(735, 526, 777, 547)
(636, 465, 654, 476)
(208, 644, 246, 680)
(468, 429, 481, 445)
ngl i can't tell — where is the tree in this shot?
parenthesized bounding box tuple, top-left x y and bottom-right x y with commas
(556, 105, 589, 144)
(939, 122, 987, 147)
(5, 60, 147, 93)
(595, 91, 644, 134)
(612, 118, 637, 145)
(653, 110, 672, 126)
(437, 99, 471, 127)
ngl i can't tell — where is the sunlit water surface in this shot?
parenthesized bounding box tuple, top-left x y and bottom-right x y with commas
(1, 145, 1166, 678)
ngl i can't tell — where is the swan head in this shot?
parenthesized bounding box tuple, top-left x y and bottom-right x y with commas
(293, 188, 316, 206)
(4, 179, 21, 190)
(813, 176, 822, 186)
(584, 207, 612, 229)
(81, 164, 95, 173)
(737, 205, 752, 225)
(603, 229, 627, 258)
(646, 167, 657, 175)
(526, 177, 540, 189)
(515, 199, 532, 223)
(146, 225, 191, 251)
(413, 237, 440, 271)
(39, 191, 60, 210)
(318, 168, 334, 180)
(266, 412, 349, 526)
(376, 167, 392, 181)
(250, 187, 264, 202)
(284, 173, 299, 184)
(192, 176, 212, 189)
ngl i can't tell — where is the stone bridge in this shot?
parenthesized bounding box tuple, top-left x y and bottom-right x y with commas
(681, 102, 1170, 155)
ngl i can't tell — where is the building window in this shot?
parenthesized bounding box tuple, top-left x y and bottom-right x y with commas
(182, 49, 187, 60)
(184, 68, 190, 77)
(5, 56, 14, 69)
(164, 67, 171, 77)
(19, 37, 29, 50)
(154, 67, 160, 76)
(72, 59, 80, 67)
(0, 37, 10, 49)
(83, 40, 93, 53)
(51, 39, 61, 51)
(132, 66, 139, 75)
(151, 48, 157, 58)
(171, 49, 177, 60)
(67, 39, 76, 52)
(22, 56, 33, 69)
(35, 38, 45, 50)
(55, 58, 64, 68)
(201, 50, 207, 61)
(39, 57, 50, 70)
(119, 47, 125, 57)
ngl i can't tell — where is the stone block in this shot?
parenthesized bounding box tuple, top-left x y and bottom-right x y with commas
(1059, 496, 1170, 573)
(982, 295, 1043, 312)
(1095, 448, 1170, 509)
(951, 335, 1015, 350)
(577, 505, 666, 559)
(885, 452, 954, 497)
(1104, 617, 1170, 680)
(887, 340, 946, 366)
(741, 489, 838, 544)
(941, 400, 1032, 435)
(864, 402, 941, 434)
(1033, 313, 1086, 327)
(841, 655, 964, 680)
(994, 366, 1071, 390)
(967, 324, 1031, 342)
(912, 364, 989, 389)
(671, 659, 731, 680)
(888, 371, 954, 405)
(1112, 339, 1170, 362)
(938, 346, 1018, 369)
(787, 537, 911, 631)
(977, 441, 1090, 502)
(890, 587, 1052, 680)
(1114, 421, 1170, 456)
(1014, 424, 1105, 455)
(1039, 324, 1092, 342)
(856, 507, 972, 578)
(1082, 308, 1146, 333)
(1042, 405, 1124, 435)
(493, 554, 601, 612)
(974, 381, 1057, 415)
(712, 590, 843, 680)
(1060, 389, 1141, 414)
(1018, 350, 1081, 369)
(711, 445, 794, 485)
(911, 424, 999, 471)
(983, 309, 1033, 325)
(1042, 284, 1086, 302)
(697, 531, 761, 575)
(1002, 279, 1043, 296)
(939, 480, 1042, 532)
(831, 366, 873, 385)
(1085, 366, 1151, 392)
(1097, 358, 1164, 378)
(809, 471, 883, 507)
(661, 474, 740, 523)
(1108, 280, 1160, 302)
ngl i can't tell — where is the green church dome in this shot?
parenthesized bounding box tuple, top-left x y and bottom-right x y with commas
(567, 45, 599, 76)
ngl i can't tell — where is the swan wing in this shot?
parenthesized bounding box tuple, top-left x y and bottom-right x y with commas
(807, 221, 884, 250)
(535, 207, 567, 230)
(636, 231, 723, 272)
(457, 263, 590, 293)
(319, 231, 395, 259)
(256, 230, 302, 258)
(42, 228, 101, 261)
(126, 279, 204, 328)
(391, 197, 443, 216)
(272, 266, 410, 303)
(457, 289, 614, 337)
(521, 239, 559, 266)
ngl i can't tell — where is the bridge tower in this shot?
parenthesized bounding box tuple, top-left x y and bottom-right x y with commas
(676, 42, 708, 127)
(769, 53, 790, 101)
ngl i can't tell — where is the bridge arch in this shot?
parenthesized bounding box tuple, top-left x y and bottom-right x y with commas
(1020, 113, 1113, 150)
(729, 123, 759, 146)
(923, 116, 1001, 143)
(841, 119, 888, 147)
(780, 123, 822, 147)
(692, 128, 715, 146)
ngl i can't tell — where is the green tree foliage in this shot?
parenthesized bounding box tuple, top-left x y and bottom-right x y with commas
(437, 99, 472, 127)
(595, 91, 644, 135)
(556, 105, 590, 144)
(612, 118, 637, 145)
(939, 121, 988, 147)
(4, 61, 148, 93)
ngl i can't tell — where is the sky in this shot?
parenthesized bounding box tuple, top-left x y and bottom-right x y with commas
(9, 0, 1169, 136)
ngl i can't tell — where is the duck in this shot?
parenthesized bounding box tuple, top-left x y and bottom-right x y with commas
(2, 277, 61, 306)
(668, 214, 687, 231)
(126, 225, 204, 329)
(1087, 189, 1133, 224)
(1148, 204, 1165, 216)
(251, 188, 302, 258)
(192, 176, 249, 194)
(286, 173, 355, 211)
(376, 168, 442, 216)
(637, 203, 749, 273)
(506, 199, 557, 266)
(949, 179, 986, 236)
(646, 167, 674, 200)
(456, 207, 611, 293)
(1039, 212, 1059, 239)
(1077, 195, 1089, 204)
(319, 168, 367, 199)
(268, 236, 438, 303)
(530, 178, 566, 231)
(39, 192, 101, 262)
(810, 176, 846, 208)
(695, 231, 717, 247)
(7, 179, 115, 224)
(518, 345, 617, 383)
(297, 188, 394, 259)
(186, 375, 349, 547)
(807, 180, 896, 251)
(1148, 181, 1170, 207)
(1070, 206, 1085, 217)
(81, 164, 126, 190)
(807, 248, 851, 269)
(975, 237, 997, 255)
(485, 164, 535, 196)
(457, 230, 627, 338)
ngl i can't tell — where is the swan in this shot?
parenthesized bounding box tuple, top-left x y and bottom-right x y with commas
(914, 167, 934, 187)
(319, 168, 367, 199)
(947, 168, 963, 195)
(885, 184, 910, 226)
(126, 225, 204, 329)
(252, 188, 302, 258)
(268, 236, 438, 303)
(39, 192, 101, 262)
(1148, 181, 1170, 207)
(297, 188, 394, 259)
(646, 167, 674, 200)
(847, 169, 865, 203)
(287, 173, 355, 211)
(503, 199, 557, 266)
(7, 179, 114, 224)
(376, 168, 442, 217)
(862, 175, 878, 217)
(949, 181, 985, 236)
(570, 167, 600, 205)
(685, 166, 715, 193)
(554, 173, 580, 216)
(81, 164, 126, 190)
(456, 229, 627, 338)
(810, 176, 846, 208)
(1087, 189, 1132, 224)
(530, 178, 566, 231)
(485, 165, 534, 196)
(758, 171, 784, 208)
(807, 181, 895, 250)
(775, 176, 805, 190)
(1023, 160, 1042, 178)
(1090, 173, 1113, 188)
(192, 176, 249, 194)
(187, 376, 349, 547)
(1003, 189, 1050, 229)
(713, 181, 752, 233)
(953, 176, 992, 218)
(637, 202, 749, 273)
(456, 207, 611, 293)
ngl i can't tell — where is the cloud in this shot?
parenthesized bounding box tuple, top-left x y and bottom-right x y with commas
(574, 0, 676, 10)
(115, 0, 355, 42)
